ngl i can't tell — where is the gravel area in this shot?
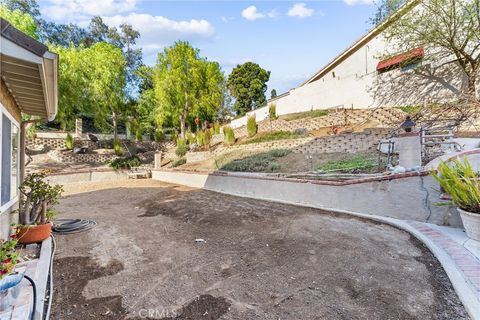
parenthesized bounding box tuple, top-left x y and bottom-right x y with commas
(51, 179, 468, 320)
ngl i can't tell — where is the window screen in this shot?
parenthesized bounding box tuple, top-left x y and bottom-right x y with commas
(1, 114, 12, 206)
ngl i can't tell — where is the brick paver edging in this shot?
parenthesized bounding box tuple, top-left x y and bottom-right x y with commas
(163, 168, 430, 186)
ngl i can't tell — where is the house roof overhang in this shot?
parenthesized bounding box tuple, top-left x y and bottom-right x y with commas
(0, 18, 58, 121)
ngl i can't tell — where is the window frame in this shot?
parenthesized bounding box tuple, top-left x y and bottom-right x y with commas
(0, 102, 21, 213)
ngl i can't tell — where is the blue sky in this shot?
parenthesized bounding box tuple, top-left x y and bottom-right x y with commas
(38, 0, 377, 95)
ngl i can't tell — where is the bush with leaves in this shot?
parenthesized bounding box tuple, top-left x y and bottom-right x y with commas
(432, 158, 480, 214)
(186, 131, 196, 145)
(65, 132, 73, 150)
(269, 104, 277, 119)
(204, 129, 212, 150)
(214, 121, 221, 134)
(176, 138, 189, 157)
(109, 156, 142, 170)
(172, 158, 186, 167)
(196, 130, 205, 146)
(223, 126, 235, 145)
(17, 172, 64, 225)
(113, 138, 123, 156)
(247, 116, 257, 137)
(136, 127, 143, 141)
(154, 129, 164, 143)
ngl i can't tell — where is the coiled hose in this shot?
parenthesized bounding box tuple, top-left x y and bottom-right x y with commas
(52, 219, 96, 234)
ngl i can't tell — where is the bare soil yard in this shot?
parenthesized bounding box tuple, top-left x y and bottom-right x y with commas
(51, 180, 467, 320)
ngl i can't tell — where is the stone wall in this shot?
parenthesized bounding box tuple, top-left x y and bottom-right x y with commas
(232, 108, 404, 138)
(48, 150, 117, 163)
(214, 128, 391, 156)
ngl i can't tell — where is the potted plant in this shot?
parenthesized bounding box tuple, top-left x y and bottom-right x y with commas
(15, 172, 63, 244)
(432, 158, 480, 240)
(0, 236, 22, 293)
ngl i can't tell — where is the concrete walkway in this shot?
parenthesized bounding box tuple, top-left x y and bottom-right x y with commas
(406, 222, 480, 312)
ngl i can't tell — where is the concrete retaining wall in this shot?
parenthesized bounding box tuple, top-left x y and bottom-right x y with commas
(152, 170, 462, 228)
(47, 170, 129, 185)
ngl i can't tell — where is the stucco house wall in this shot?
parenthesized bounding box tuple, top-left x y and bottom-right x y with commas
(0, 78, 21, 240)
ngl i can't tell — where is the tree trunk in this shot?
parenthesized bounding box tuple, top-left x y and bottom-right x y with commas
(180, 92, 188, 139)
(467, 71, 478, 101)
(112, 110, 118, 141)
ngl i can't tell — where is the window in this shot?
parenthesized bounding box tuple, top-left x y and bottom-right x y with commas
(0, 103, 20, 211)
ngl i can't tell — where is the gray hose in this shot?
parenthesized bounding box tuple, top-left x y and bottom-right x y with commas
(52, 219, 96, 234)
(44, 235, 56, 320)
(23, 275, 36, 320)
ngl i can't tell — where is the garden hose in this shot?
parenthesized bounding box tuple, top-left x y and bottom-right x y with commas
(23, 274, 36, 320)
(52, 219, 96, 234)
(44, 235, 56, 320)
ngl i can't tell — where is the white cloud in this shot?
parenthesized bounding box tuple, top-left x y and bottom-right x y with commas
(103, 13, 215, 54)
(241, 5, 277, 21)
(287, 3, 315, 18)
(41, 0, 138, 22)
(343, 0, 375, 5)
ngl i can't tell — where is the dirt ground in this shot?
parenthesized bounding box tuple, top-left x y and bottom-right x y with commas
(51, 179, 468, 320)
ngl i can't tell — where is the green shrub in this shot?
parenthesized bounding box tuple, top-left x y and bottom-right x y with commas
(135, 128, 143, 141)
(204, 129, 212, 150)
(26, 125, 36, 140)
(172, 158, 186, 167)
(241, 131, 304, 145)
(269, 104, 277, 119)
(154, 129, 164, 142)
(221, 149, 290, 172)
(316, 154, 377, 172)
(175, 138, 189, 157)
(432, 158, 480, 213)
(246, 116, 257, 137)
(170, 131, 178, 142)
(223, 126, 235, 145)
(186, 131, 196, 145)
(196, 130, 205, 146)
(214, 121, 220, 134)
(65, 132, 73, 150)
(109, 156, 141, 169)
(113, 138, 123, 156)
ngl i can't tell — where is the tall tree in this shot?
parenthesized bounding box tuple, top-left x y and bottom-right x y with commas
(0, 5, 38, 39)
(2, 0, 40, 22)
(270, 89, 277, 99)
(154, 41, 224, 138)
(384, 0, 480, 101)
(227, 62, 270, 116)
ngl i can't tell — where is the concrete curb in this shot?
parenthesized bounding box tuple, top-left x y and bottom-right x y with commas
(34, 237, 52, 320)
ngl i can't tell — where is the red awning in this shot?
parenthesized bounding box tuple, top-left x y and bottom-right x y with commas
(376, 47, 424, 71)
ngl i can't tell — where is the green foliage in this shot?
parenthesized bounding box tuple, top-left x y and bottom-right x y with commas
(0, 5, 38, 39)
(135, 127, 143, 141)
(397, 105, 421, 115)
(113, 138, 123, 156)
(17, 172, 64, 225)
(50, 43, 126, 133)
(221, 149, 290, 172)
(214, 121, 221, 134)
(154, 129, 164, 142)
(269, 104, 277, 119)
(109, 156, 142, 170)
(204, 129, 212, 150)
(186, 131, 196, 145)
(281, 109, 329, 121)
(241, 131, 304, 145)
(246, 116, 257, 137)
(26, 124, 36, 140)
(175, 138, 189, 157)
(65, 132, 73, 150)
(432, 158, 480, 213)
(172, 158, 186, 168)
(0, 238, 18, 279)
(196, 130, 205, 146)
(227, 62, 271, 116)
(316, 154, 378, 173)
(154, 41, 224, 137)
(223, 126, 236, 146)
(369, 0, 406, 25)
(270, 89, 277, 99)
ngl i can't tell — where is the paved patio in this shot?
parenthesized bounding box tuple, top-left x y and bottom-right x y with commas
(49, 180, 468, 319)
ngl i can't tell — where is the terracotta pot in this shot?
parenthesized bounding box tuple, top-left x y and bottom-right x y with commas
(458, 208, 480, 241)
(17, 223, 52, 244)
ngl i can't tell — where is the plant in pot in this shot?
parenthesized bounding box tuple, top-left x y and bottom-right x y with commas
(15, 172, 63, 244)
(432, 158, 480, 241)
(0, 236, 22, 293)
